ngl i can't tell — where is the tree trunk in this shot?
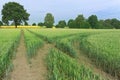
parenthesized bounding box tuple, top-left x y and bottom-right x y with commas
(15, 24, 17, 28)
(14, 20, 17, 28)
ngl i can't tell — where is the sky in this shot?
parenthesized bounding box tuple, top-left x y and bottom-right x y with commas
(0, 0, 120, 24)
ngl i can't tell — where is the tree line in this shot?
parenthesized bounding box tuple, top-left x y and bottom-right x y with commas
(0, 2, 120, 29)
(32, 14, 120, 29)
(56, 15, 120, 29)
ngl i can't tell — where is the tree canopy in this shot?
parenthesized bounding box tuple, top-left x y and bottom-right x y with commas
(111, 18, 120, 29)
(44, 13, 54, 28)
(56, 20, 66, 28)
(0, 21, 3, 26)
(32, 23, 36, 26)
(88, 15, 98, 29)
(68, 19, 75, 28)
(75, 14, 85, 28)
(2, 2, 30, 28)
(38, 22, 44, 26)
(24, 21, 29, 26)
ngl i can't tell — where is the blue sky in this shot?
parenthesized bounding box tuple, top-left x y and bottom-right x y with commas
(0, 0, 120, 24)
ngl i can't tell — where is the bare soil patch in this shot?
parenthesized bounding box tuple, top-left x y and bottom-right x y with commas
(10, 30, 32, 80)
(29, 43, 53, 80)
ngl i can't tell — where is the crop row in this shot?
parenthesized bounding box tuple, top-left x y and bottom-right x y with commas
(27, 29, 84, 43)
(30, 30, 109, 80)
(0, 29, 20, 79)
(55, 39, 76, 58)
(80, 31, 120, 78)
(27, 29, 81, 57)
(24, 30, 44, 59)
(47, 48, 105, 80)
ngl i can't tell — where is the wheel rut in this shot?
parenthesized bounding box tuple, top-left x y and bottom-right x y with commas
(9, 30, 52, 80)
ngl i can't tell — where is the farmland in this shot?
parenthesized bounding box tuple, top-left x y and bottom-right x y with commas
(0, 28, 120, 80)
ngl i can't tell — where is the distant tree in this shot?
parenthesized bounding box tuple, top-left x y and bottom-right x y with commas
(2, 2, 30, 28)
(56, 20, 66, 28)
(75, 14, 85, 28)
(44, 13, 54, 28)
(88, 15, 98, 29)
(68, 19, 75, 28)
(24, 21, 29, 26)
(111, 18, 120, 29)
(80, 21, 91, 29)
(98, 20, 113, 29)
(97, 20, 106, 29)
(104, 19, 111, 24)
(32, 23, 36, 26)
(38, 22, 44, 26)
(0, 21, 3, 27)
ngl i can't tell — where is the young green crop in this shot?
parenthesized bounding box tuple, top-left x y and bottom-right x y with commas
(28, 29, 84, 42)
(27, 29, 120, 79)
(47, 49, 106, 80)
(28, 29, 78, 58)
(24, 30, 44, 59)
(55, 38, 76, 58)
(80, 30, 120, 78)
(0, 29, 20, 79)
(28, 29, 113, 43)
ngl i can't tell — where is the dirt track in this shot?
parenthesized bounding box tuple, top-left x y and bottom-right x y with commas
(10, 30, 49, 80)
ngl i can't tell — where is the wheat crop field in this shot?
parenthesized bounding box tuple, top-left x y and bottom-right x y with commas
(0, 28, 120, 80)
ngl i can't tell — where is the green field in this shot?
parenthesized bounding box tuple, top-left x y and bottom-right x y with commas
(0, 29, 120, 80)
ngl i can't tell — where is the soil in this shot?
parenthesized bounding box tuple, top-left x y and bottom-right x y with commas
(29, 43, 53, 80)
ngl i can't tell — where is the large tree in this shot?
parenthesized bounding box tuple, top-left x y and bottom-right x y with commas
(2, 2, 30, 28)
(88, 15, 98, 29)
(44, 13, 54, 28)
